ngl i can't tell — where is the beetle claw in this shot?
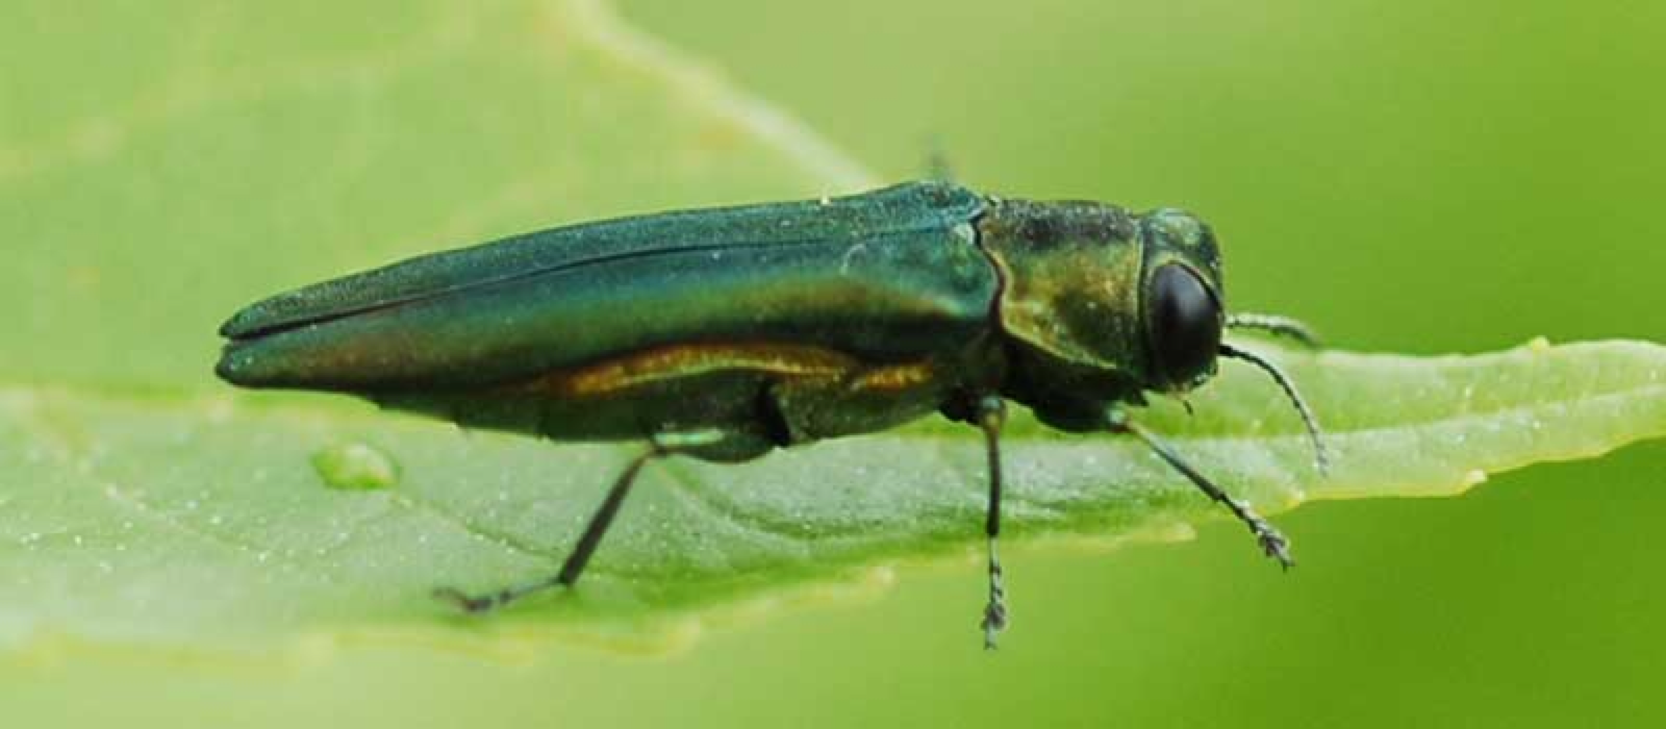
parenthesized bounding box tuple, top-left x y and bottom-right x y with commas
(433, 586, 500, 613)
(1253, 523, 1295, 570)
(982, 603, 1007, 650)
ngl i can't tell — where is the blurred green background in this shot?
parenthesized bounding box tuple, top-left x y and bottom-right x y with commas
(5, 0, 1664, 726)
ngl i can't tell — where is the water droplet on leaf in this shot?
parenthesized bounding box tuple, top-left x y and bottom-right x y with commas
(312, 442, 400, 491)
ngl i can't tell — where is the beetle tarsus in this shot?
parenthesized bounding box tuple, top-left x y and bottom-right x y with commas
(982, 540, 1008, 650)
(432, 586, 503, 614)
(1242, 507, 1295, 570)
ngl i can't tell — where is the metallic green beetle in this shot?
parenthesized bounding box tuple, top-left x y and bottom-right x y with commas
(217, 181, 1327, 648)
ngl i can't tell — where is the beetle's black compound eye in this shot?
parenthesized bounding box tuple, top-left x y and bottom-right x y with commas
(1147, 263, 1221, 388)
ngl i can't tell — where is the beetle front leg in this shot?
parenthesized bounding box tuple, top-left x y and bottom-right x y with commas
(1106, 410, 1294, 568)
(973, 395, 1009, 649)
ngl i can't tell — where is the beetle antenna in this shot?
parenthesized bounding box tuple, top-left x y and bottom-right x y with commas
(1226, 313, 1323, 348)
(1219, 343, 1330, 475)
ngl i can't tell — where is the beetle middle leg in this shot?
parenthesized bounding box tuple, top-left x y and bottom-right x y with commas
(971, 395, 1009, 649)
(1106, 409, 1294, 568)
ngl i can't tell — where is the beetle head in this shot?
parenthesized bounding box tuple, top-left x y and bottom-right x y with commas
(978, 200, 1227, 394)
(980, 197, 1328, 471)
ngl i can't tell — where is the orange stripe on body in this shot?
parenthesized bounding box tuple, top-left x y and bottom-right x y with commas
(511, 342, 935, 398)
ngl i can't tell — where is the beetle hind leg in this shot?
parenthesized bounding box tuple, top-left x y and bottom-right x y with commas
(921, 135, 957, 182)
(434, 444, 664, 613)
(435, 428, 775, 614)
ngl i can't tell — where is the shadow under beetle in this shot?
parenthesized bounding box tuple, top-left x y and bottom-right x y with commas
(217, 181, 1328, 649)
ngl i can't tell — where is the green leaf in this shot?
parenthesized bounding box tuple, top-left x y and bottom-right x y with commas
(3, 0, 1664, 663)
(3, 340, 1662, 656)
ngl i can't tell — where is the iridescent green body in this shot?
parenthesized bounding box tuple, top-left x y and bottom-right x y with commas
(218, 180, 1298, 646)
(217, 181, 1223, 459)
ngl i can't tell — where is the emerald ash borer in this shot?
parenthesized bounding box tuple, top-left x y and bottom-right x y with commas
(217, 180, 1329, 648)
